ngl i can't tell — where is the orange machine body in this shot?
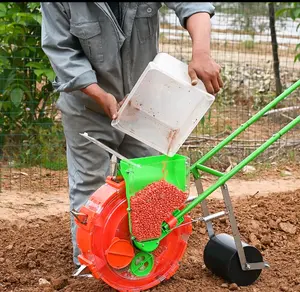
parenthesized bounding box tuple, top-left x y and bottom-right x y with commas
(75, 176, 192, 292)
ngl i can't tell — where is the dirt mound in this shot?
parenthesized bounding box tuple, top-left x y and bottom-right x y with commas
(0, 189, 299, 292)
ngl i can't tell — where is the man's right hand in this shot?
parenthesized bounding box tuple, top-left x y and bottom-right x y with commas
(100, 92, 120, 120)
(81, 83, 119, 120)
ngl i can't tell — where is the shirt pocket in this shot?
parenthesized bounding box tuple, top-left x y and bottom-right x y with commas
(135, 2, 162, 44)
(70, 21, 104, 63)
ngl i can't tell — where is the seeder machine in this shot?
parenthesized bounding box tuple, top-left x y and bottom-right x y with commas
(71, 76, 299, 291)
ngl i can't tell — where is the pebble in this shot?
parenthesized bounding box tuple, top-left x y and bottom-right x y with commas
(242, 165, 256, 174)
(221, 283, 229, 288)
(5, 258, 12, 265)
(28, 261, 36, 269)
(199, 227, 206, 235)
(6, 244, 14, 251)
(250, 219, 260, 230)
(268, 219, 278, 229)
(6, 276, 18, 284)
(281, 170, 292, 176)
(19, 278, 28, 285)
(39, 278, 51, 286)
(261, 235, 271, 246)
(229, 283, 239, 290)
(279, 222, 297, 234)
(280, 285, 289, 292)
(189, 256, 198, 264)
(0, 258, 5, 263)
(27, 251, 37, 261)
(51, 276, 68, 290)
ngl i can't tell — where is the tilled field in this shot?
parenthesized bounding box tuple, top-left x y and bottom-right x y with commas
(0, 189, 299, 292)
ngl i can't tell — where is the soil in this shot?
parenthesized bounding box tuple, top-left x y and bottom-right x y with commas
(1, 186, 300, 292)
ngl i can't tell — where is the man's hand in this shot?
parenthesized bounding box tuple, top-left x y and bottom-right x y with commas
(188, 52, 223, 95)
(81, 83, 119, 120)
(100, 92, 120, 120)
(186, 12, 223, 95)
(118, 94, 129, 108)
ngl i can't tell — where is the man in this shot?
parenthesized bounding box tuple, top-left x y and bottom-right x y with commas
(41, 2, 223, 272)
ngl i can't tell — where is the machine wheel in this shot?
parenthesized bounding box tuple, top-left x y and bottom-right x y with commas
(74, 177, 192, 292)
(203, 233, 263, 286)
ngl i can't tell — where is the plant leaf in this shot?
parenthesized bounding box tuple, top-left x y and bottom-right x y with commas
(26, 62, 45, 69)
(0, 3, 7, 17)
(10, 88, 24, 107)
(43, 69, 55, 81)
(275, 7, 288, 17)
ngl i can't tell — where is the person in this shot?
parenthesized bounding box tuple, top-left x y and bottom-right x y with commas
(40, 2, 223, 273)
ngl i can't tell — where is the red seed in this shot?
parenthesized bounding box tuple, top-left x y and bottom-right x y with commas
(130, 180, 188, 241)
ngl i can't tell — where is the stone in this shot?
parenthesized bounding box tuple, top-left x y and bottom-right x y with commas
(221, 283, 229, 288)
(229, 283, 239, 290)
(242, 165, 256, 174)
(51, 276, 68, 290)
(28, 261, 36, 269)
(27, 251, 37, 261)
(261, 235, 271, 246)
(199, 227, 206, 235)
(279, 222, 297, 234)
(39, 278, 51, 286)
(281, 170, 292, 177)
(249, 233, 260, 245)
(0, 258, 5, 263)
(268, 219, 278, 230)
(6, 244, 14, 251)
(250, 219, 260, 230)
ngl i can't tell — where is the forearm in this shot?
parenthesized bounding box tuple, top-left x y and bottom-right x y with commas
(186, 12, 211, 57)
(81, 83, 108, 107)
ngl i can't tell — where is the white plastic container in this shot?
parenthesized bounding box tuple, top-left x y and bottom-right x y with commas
(111, 53, 215, 157)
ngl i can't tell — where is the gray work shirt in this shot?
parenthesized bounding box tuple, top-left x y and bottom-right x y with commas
(41, 2, 215, 115)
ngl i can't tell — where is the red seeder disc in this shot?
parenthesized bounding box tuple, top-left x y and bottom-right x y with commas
(75, 177, 192, 292)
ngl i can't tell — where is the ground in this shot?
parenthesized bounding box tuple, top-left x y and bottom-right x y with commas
(0, 167, 300, 292)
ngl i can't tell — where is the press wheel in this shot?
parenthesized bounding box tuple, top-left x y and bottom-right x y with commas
(203, 233, 264, 286)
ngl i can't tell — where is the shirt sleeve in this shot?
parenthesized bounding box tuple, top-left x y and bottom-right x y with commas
(41, 2, 97, 92)
(164, 2, 215, 29)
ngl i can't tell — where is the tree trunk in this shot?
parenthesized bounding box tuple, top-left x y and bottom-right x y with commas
(268, 3, 282, 96)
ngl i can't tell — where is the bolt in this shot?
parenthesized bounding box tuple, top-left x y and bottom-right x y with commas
(245, 263, 251, 270)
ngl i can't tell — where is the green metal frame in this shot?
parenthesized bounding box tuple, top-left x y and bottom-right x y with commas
(121, 80, 300, 252)
(175, 79, 300, 222)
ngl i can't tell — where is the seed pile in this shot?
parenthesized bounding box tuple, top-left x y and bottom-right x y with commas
(130, 180, 188, 241)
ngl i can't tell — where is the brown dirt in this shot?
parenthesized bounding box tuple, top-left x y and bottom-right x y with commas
(0, 188, 300, 292)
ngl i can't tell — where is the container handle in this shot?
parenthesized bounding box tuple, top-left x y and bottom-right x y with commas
(79, 132, 141, 168)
